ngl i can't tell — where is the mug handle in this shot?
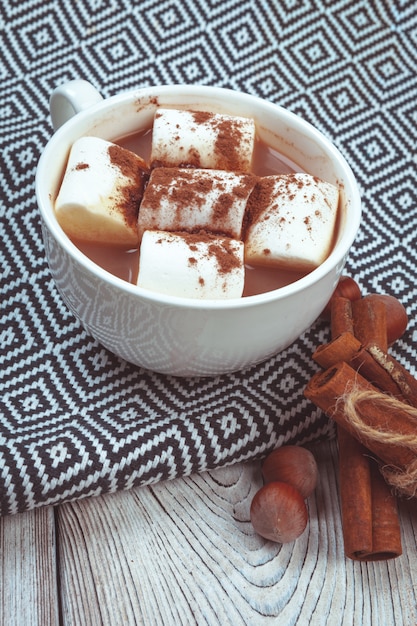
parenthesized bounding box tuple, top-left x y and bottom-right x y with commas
(49, 79, 103, 131)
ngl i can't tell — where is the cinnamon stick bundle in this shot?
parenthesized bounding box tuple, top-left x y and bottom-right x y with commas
(308, 293, 406, 560)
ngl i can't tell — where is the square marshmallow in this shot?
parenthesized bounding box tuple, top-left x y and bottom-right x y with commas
(137, 167, 257, 242)
(55, 136, 148, 245)
(244, 173, 339, 271)
(151, 108, 256, 172)
(137, 230, 245, 299)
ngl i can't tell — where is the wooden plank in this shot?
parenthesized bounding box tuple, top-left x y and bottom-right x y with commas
(56, 440, 417, 625)
(0, 506, 59, 626)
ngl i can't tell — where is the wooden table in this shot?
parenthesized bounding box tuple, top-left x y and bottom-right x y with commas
(2, 440, 417, 626)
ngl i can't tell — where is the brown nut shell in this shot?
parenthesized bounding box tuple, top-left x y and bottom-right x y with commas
(250, 482, 308, 543)
(262, 445, 318, 499)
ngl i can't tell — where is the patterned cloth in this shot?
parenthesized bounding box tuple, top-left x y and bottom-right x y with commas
(1, 0, 416, 516)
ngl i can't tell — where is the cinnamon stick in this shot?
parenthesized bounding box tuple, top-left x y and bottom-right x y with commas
(352, 296, 387, 351)
(337, 425, 372, 559)
(350, 298, 403, 556)
(368, 461, 402, 559)
(360, 345, 417, 407)
(313, 332, 361, 369)
(331, 296, 353, 338)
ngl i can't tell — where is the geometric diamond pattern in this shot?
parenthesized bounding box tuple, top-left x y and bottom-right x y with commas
(1, 0, 417, 516)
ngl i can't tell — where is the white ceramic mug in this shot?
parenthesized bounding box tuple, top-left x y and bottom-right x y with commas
(36, 80, 361, 377)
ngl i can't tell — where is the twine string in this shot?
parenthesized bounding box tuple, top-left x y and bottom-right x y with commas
(336, 385, 417, 497)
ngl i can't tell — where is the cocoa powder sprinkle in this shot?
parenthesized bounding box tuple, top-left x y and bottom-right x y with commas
(213, 117, 243, 171)
(191, 111, 214, 124)
(107, 144, 149, 228)
(243, 173, 327, 240)
(142, 168, 257, 238)
(243, 177, 276, 237)
(173, 230, 241, 275)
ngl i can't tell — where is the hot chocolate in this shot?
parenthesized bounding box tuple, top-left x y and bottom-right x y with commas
(64, 110, 339, 298)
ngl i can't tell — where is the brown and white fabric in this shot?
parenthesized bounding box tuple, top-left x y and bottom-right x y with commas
(1, 0, 416, 516)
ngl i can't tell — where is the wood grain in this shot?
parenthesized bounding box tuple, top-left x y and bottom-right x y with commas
(0, 506, 59, 626)
(54, 440, 417, 625)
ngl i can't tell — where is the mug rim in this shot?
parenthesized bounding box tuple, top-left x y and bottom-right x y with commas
(36, 84, 361, 311)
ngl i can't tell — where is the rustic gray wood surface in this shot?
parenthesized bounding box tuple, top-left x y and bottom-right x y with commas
(1, 440, 417, 626)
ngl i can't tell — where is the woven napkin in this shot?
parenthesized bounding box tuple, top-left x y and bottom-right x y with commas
(1, 0, 416, 516)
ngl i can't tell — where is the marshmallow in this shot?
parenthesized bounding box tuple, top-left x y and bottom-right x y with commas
(55, 136, 148, 245)
(137, 230, 245, 299)
(137, 167, 257, 242)
(150, 108, 256, 171)
(244, 173, 339, 271)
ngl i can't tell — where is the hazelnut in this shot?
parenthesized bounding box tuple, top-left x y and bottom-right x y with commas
(262, 445, 318, 499)
(250, 482, 308, 543)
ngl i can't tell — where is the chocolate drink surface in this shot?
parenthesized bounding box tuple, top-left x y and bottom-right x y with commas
(71, 128, 314, 297)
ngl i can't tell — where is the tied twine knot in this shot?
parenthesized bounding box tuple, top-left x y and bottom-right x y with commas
(337, 386, 417, 498)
